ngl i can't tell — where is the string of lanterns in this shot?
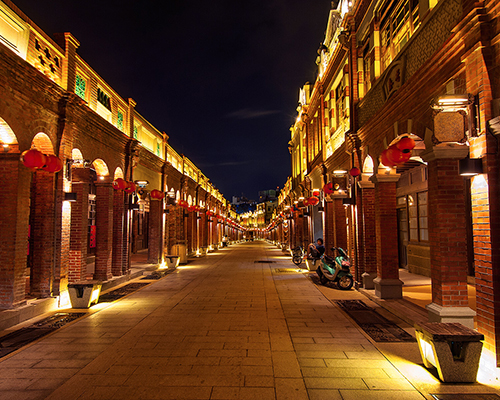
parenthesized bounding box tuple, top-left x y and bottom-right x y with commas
(380, 135, 416, 167)
(21, 149, 63, 173)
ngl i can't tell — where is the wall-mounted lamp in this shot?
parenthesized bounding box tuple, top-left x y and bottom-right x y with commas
(2, 144, 10, 152)
(459, 157, 483, 177)
(318, 206, 324, 213)
(64, 192, 78, 202)
(432, 94, 473, 111)
(134, 180, 149, 188)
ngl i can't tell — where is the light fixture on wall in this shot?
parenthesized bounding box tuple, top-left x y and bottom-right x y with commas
(134, 180, 149, 188)
(459, 157, 483, 176)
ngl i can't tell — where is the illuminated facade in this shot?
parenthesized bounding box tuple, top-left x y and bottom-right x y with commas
(0, 1, 244, 317)
(274, 0, 500, 365)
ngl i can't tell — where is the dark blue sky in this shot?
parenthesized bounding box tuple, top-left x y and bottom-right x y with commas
(13, 0, 330, 200)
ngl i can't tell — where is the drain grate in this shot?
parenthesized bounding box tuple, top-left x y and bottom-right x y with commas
(431, 395, 500, 400)
(275, 268, 299, 274)
(98, 282, 150, 302)
(254, 260, 275, 263)
(0, 312, 85, 358)
(336, 300, 415, 343)
(141, 269, 177, 280)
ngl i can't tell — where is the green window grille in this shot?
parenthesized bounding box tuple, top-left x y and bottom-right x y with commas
(75, 75, 86, 100)
(117, 111, 124, 130)
(133, 126, 139, 139)
(156, 143, 161, 156)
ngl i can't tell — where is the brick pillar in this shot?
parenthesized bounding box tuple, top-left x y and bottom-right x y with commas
(69, 169, 91, 282)
(358, 180, 377, 288)
(370, 174, 402, 299)
(148, 198, 163, 264)
(421, 145, 475, 328)
(30, 170, 56, 297)
(0, 152, 31, 308)
(53, 32, 80, 92)
(112, 189, 125, 276)
(122, 196, 132, 275)
(94, 180, 113, 281)
(323, 201, 334, 256)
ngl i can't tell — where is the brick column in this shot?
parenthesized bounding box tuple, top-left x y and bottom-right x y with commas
(358, 180, 377, 288)
(53, 32, 80, 92)
(148, 198, 163, 264)
(323, 201, 334, 255)
(30, 170, 56, 297)
(370, 173, 402, 299)
(421, 145, 475, 328)
(94, 180, 113, 281)
(69, 169, 91, 282)
(112, 189, 125, 276)
(0, 152, 31, 308)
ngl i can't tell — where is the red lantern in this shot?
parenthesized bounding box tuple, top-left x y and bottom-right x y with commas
(21, 149, 46, 170)
(308, 197, 320, 206)
(380, 149, 395, 167)
(349, 167, 361, 177)
(124, 181, 136, 194)
(187, 206, 194, 212)
(396, 136, 416, 152)
(323, 182, 334, 195)
(113, 178, 126, 190)
(386, 145, 405, 165)
(302, 198, 310, 207)
(400, 150, 412, 164)
(150, 189, 164, 199)
(312, 189, 320, 196)
(42, 154, 63, 173)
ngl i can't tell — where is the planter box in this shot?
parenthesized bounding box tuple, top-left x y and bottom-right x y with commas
(68, 281, 102, 309)
(415, 322, 484, 382)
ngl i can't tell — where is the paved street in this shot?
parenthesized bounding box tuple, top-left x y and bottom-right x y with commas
(0, 241, 494, 400)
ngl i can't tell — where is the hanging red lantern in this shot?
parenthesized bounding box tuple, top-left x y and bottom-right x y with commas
(187, 206, 194, 212)
(21, 149, 46, 170)
(308, 197, 320, 206)
(124, 181, 136, 194)
(113, 178, 126, 190)
(399, 150, 412, 164)
(386, 145, 405, 164)
(150, 189, 164, 199)
(349, 167, 361, 177)
(42, 154, 63, 173)
(396, 136, 416, 152)
(323, 182, 334, 195)
(302, 198, 310, 207)
(380, 149, 395, 167)
(312, 189, 321, 196)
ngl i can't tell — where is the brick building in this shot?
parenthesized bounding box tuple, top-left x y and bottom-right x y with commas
(272, 0, 500, 365)
(0, 1, 243, 317)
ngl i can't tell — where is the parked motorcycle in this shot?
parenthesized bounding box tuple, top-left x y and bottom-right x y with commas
(316, 247, 354, 290)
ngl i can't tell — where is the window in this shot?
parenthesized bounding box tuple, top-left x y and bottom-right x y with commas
(379, 0, 420, 73)
(117, 110, 124, 130)
(133, 125, 139, 140)
(75, 74, 86, 100)
(418, 191, 428, 241)
(407, 192, 428, 242)
(97, 88, 111, 110)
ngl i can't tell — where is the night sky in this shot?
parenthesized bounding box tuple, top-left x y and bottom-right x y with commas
(13, 0, 330, 201)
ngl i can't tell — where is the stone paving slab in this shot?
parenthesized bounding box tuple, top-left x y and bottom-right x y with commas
(0, 241, 496, 399)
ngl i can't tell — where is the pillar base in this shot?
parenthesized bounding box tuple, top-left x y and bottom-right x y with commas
(426, 302, 476, 329)
(373, 277, 403, 299)
(362, 272, 377, 289)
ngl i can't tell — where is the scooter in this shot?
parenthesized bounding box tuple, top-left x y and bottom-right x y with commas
(291, 246, 305, 266)
(316, 247, 354, 290)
